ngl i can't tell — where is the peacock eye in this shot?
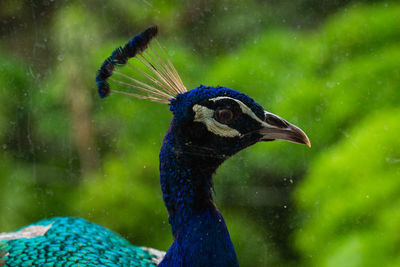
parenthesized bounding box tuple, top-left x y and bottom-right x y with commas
(215, 108, 234, 124)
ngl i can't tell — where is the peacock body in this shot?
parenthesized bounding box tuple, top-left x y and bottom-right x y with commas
(1, 217, 161, 266)
(0, 26, 310, 266)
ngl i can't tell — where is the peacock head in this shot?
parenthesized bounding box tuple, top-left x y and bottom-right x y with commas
(168, 85, 310, 159)
(96, 26, 310, 160)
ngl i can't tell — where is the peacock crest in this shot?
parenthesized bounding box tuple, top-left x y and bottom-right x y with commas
(96, 26, 187, 103)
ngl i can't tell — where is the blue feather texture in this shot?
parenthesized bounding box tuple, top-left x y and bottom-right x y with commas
(170, 85, 265, 120)
(157, 86, 272, 266)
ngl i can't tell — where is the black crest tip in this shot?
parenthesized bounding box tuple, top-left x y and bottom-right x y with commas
(96, 79, 110, 98)
(144, 25, 158, 39)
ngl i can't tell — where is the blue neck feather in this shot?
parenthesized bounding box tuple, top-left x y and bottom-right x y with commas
(159, 118, 239, 266)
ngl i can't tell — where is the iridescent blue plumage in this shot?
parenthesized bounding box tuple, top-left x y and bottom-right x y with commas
(157, 86, 271, 266)
(170, 85, 265, 119)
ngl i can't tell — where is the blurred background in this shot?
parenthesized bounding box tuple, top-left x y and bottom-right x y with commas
(0, 0, 399, 266)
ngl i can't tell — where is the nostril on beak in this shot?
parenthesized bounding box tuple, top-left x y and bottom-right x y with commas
(264, 112, 289, 128)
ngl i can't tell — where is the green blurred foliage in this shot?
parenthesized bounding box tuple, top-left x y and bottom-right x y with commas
(295, 109, 400, 267)
(0, 0, 399, 266)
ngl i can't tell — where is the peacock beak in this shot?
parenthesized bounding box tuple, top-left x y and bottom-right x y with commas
(258, 111, 311, 147)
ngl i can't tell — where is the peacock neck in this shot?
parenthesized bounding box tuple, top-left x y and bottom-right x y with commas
(159, 118, 239, 266)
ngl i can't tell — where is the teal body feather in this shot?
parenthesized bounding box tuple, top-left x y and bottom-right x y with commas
(0, 217, 158, 266)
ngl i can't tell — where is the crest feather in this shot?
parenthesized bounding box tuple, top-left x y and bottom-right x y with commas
(95, 26, 186, 103)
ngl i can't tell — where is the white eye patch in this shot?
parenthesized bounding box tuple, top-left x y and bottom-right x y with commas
(192, 104, 241, 138)
(209, 96, 275, 128)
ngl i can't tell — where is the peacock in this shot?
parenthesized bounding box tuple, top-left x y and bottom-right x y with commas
(0, 26, 310, 266)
